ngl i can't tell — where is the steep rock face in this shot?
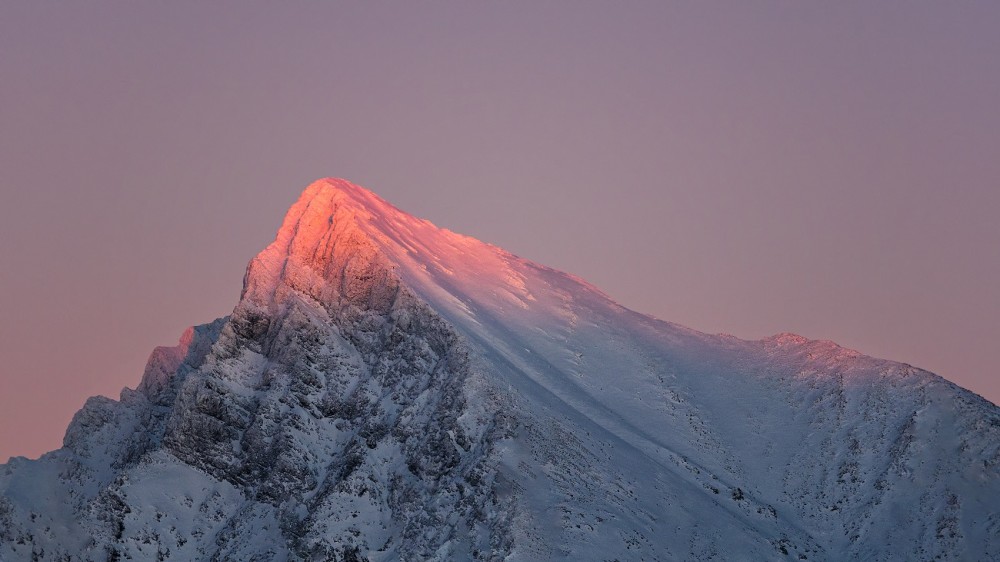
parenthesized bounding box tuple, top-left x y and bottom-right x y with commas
(2, 178, 998, 561)
(1, 182, 516, 561)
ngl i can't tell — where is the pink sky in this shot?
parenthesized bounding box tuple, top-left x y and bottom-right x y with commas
(1, 2, 998, 461)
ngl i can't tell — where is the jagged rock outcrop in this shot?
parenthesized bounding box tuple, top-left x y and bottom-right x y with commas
(2, 179, 998, 561)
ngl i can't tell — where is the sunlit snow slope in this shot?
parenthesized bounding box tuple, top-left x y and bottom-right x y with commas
(2, 178, 998, 561)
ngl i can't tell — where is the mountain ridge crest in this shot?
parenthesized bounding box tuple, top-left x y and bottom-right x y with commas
(2, 177, 996, 561)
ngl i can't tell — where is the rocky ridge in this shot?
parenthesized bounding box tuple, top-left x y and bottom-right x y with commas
(2, 178, 998, 561)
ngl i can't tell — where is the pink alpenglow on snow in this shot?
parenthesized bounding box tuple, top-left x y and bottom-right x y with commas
(3, 3, 1000, 465)
(1, 178, 997, 561)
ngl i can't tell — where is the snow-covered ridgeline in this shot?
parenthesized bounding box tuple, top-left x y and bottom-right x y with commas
(2, 178, 997, 561)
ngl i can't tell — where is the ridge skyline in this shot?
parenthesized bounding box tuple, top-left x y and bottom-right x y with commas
(246, 178, 955, 380)
(54, 176, 985, 455)
(4, 0, 999, 478)
(3, 176, 996, 560)
(2, 176, 995, 464)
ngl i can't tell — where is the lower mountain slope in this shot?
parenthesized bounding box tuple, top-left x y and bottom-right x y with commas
(2, 178, 997, 561)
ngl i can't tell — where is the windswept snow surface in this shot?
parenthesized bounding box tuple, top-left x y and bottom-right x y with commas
(2, 178, 998, 561)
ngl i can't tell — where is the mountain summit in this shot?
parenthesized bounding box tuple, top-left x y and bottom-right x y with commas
(2, 178, 998, 561)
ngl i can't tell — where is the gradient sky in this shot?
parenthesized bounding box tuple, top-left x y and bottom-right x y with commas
(2, 2, 998, 461)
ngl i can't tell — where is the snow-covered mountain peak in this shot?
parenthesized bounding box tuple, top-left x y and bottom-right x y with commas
(274, 177, 441, 247)
(2, 178, 998, 561)
(240, 178, 613, 334)
(239, 179, 942, 389)
(239, 178, 402, 309)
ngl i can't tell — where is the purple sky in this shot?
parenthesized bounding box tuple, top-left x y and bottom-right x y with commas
(2, 2, 998, 461)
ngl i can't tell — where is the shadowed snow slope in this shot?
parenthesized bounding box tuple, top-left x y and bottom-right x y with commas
(2, 178, 998, 561)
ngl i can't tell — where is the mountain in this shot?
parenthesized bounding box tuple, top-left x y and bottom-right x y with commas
(2, 178, 997, 561)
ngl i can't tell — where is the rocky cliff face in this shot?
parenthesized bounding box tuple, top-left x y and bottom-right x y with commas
(2, 179, 998, 561)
